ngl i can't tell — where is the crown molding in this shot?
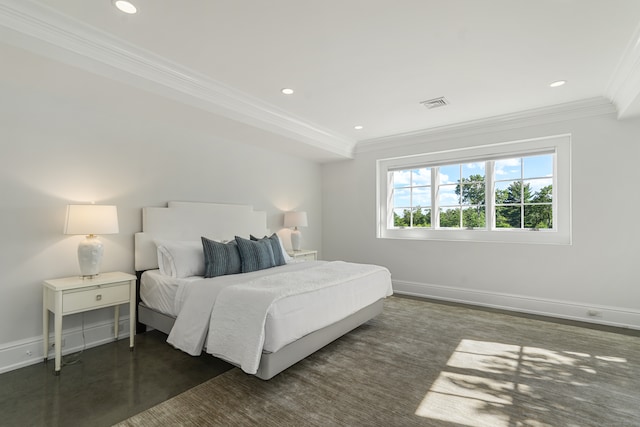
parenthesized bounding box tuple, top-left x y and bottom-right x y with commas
(0, 0, 355, 159)
(356, 97, 617, 154)
(606, 21, 640, 119)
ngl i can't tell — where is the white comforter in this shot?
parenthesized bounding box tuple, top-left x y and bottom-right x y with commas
(166, 261, 392, 374)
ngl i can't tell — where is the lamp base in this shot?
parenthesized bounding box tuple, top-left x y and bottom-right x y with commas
(78, 235, 104, 277)
(291, 229, 302, 251)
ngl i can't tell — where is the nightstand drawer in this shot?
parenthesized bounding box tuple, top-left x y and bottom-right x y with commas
(63, 282, 130, 314)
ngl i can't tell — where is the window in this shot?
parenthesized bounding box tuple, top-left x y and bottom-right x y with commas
(437, 162, 486, 229)
(377, 135, 571, 244)
(494, 155, 553, 230)
(392, 168, 432, 228)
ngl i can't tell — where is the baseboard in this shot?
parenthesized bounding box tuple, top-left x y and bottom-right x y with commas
(0, 317, 130, 375)
(393, 280, 640, 330)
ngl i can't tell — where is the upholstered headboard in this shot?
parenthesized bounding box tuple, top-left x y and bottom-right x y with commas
(134, 201, 269, 271)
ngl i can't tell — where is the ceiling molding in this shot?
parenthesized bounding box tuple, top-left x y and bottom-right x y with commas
(0, 0, 355, 159)
(356, 97, 617, 154)
(606, 21, 640, 119)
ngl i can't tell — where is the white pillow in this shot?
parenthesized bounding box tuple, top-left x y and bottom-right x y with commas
(155, 240, 205, 278)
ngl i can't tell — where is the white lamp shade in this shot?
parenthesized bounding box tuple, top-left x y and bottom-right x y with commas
(64, 205, 119, 235)
(284, 211, 308, 228)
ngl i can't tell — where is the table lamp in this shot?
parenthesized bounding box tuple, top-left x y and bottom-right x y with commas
(64, 204, 119, 277)
(284, 211, 307, 251)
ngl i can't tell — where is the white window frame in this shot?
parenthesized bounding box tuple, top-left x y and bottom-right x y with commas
(376, 134, 571, 244)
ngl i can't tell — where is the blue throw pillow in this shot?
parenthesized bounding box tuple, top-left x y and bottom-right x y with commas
(235, 236, 276, 273)
(201, 237, 242, 278)
(250, 233, 286, 266)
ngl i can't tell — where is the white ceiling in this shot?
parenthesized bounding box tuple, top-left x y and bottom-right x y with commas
(2, 0, 640, 161)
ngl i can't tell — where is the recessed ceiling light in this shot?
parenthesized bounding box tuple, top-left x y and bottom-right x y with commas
(281, 88, 294, 95)
(354, 125, 364, 130)
(113, 0, 137, 14)
(549, 80, 566, 88)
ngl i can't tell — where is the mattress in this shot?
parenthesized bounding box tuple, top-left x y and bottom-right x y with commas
(261, 263, 391, 352)
(141, 261, 392, 354)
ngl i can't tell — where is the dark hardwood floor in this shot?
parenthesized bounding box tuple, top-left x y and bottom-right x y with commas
(0, 330, 231, 427)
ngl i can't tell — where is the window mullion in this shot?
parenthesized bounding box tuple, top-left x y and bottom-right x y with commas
(409, 170, 413, 227)
(386, 171, 394, 229)
(486, 161, 494, 230)
(550, 152, 557, 230)
(458, 164, 463, 228)
(432, 167, 439, 228)
(520, 160, 525, 229)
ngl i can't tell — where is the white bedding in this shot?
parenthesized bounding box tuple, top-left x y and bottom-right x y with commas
(145, 261, 392, 374)
(141, 265, 305, 317)
(206, 261, 392, 374)
(140, 269, 201, 317)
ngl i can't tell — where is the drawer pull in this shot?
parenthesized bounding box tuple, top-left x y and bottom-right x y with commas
(96, 294, 102, 301)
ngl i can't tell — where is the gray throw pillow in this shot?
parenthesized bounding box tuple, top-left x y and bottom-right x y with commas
(201, 237, 242, 278)
(235, 236, 276, 273)
(250, 233, 286, 266)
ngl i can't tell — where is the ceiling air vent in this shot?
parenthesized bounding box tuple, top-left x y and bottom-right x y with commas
(420, 97, 449, 109)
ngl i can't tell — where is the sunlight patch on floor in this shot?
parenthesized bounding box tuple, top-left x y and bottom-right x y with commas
(414, 338, 628, 426)
(415, 372, 517, 426)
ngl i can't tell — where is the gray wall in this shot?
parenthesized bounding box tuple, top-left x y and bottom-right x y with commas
(0, 45, 322, 368)
(322, 112, 640, 328)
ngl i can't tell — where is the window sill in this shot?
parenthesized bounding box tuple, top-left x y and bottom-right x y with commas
(379, 227, 571, 245)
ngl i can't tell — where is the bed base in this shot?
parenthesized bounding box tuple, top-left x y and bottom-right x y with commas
(137, 299, 384, 380)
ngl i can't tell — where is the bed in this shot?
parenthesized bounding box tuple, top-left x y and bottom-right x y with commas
(134, 202, 393, 380)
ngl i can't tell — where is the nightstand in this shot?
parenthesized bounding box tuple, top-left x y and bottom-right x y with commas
(287, 249, 318, 261)
(42, 271, 136, 374)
